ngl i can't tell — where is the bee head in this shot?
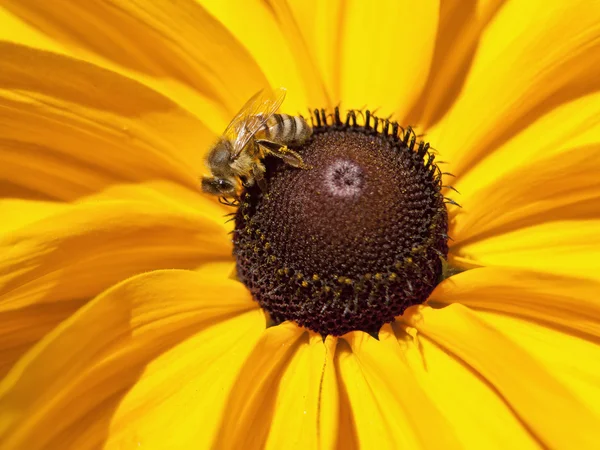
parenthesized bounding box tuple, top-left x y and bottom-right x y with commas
(201, 176, 238, 197)
(207, 139, 234, 172)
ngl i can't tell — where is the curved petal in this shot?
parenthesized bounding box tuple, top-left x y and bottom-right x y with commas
(265, 0, 337, 109)
(407, 303, 600, 448)
(393, 320, 540, 448)
(0, 186, 231, 376)
(427, 267, 600, 419)
(201, 0, 331, 111)
(453, 91, 600, 199)
(82, 179, 232, 218)
(0, 191, 230, 311)
(406, 0, 506, 127)
(428, 0, 600, 176)
(0, 42, 213, 200)
(449, 142, 600, 270)
(264, 334, 339, 450)
(103, 311, 265, 450)
(0, 199, 69, 233)
(204, 324, 338, 450)
(444, 92, 600, 279)
(429, 267, 600, 339)
(456, 220, 600, 281)
(450, 91, 600, 245)
(0, 269, 262, 449)
(475, 310, 600, 420)
(337, 338, 406, 449)
(0, 7, 65, 54)
(338, 328, 462, 449)
(0, 0, 270, 124)
(0, 299, 84, 382)
(340, 0, 439, 118)
(283, 0, 347, 106)
(430, 268, 600, 421)
(213, 322, 304, 449)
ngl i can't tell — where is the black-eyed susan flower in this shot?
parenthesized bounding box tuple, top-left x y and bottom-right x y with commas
(1, 1, 600, 448)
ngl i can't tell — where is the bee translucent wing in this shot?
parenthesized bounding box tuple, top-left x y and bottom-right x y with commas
(223, 87, 287, 160)
(222, 89, 266, 139)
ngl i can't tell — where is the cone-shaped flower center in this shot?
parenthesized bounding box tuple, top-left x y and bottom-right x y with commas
(234, 110, 449, 336)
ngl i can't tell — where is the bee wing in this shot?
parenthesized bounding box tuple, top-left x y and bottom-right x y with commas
(223, 87, 287, 160)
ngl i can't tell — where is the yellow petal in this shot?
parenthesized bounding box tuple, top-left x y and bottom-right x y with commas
(258, 0, 339, 108)
(406, 0, 505, 127)
(213, 322, 305, 449)
(264, 334, 339, 450)
(444, 94, 600, 280)
(429, 267, 600, 338)
(394, 319, 540, 448)
(81, 179, 232, 219)
(283, 0, 347, 106)
(0, 269, 262, 449)
(105, 316, 265, 449)
(456, 220, 600, 280)
(475, 310, 600, 420)
(430, 268, 600, 419)
(0, 199, 69, 233)
(1, 193, 230, 311)
(428, 0, 600, 174)
(0, 189, 231, 375)
(335, 348, 359, 450)
(0, 42, 213, 200)
(0, 299, 84, 381)
(1, 0, 270, 125)
(200, 0, 329, 111)
(450, 92, 600, 244)
(337, 338, 401, 449)
(408, 303, 599, 448)
(0, 7, 65, 55)
(0, 8, 220, 135)
(340, 0, 439, 118)
(339, 327, 462, 449)
(454, 91, 600, 198)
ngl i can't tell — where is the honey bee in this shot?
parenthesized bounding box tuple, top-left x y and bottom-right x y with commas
(201, 87, 312, 198)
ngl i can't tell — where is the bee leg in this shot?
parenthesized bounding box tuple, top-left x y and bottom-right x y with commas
(252, 162, 268, 191)
(240, 175, 253, 188)
(256, 139, 312, 170)
(255, 172, 268, 192)
(218, 196, 240, 207)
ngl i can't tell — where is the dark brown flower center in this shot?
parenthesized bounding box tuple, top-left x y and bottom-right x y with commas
(233, 109, 449, 336)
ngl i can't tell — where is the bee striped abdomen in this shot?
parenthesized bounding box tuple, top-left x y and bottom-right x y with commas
(264, 114, 312, 146)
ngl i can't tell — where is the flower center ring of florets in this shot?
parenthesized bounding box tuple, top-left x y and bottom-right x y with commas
(233, 108, 450, 336)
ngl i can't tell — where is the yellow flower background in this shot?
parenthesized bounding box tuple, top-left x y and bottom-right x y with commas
(1, 0, 600, 448)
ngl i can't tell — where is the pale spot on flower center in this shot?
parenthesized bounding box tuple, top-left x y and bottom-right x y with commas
(324, 159, 365, 197)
